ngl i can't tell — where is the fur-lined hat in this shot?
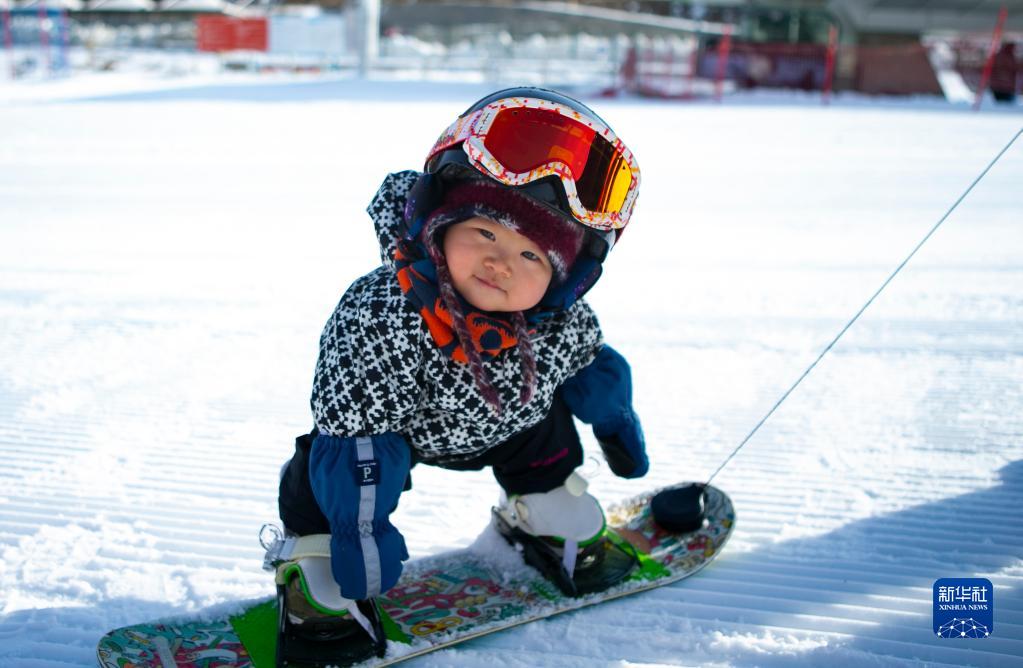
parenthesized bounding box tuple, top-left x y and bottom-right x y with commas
(424, 181, 584, 282)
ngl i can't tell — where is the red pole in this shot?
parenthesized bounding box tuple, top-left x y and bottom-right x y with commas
(822, 24, 838, 105)
(2, 5, 14, 80)
(974, 5, 1008, 111)
(620, 44, 637, 95)
(714, 24, 733, 103)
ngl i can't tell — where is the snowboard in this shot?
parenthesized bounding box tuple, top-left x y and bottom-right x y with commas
(96, 483, 734, 668)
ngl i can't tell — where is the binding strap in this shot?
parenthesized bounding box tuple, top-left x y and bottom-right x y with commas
(266, 533, 332, 573)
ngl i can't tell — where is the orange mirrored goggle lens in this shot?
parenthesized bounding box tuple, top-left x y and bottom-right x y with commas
(482, 107, 634, 215)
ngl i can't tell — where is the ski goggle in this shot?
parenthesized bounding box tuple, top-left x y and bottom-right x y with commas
(427, 97, 640, 231)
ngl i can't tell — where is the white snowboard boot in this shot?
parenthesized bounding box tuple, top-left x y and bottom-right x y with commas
(493, 471, 606, 572)
(493, 471, 637, 596)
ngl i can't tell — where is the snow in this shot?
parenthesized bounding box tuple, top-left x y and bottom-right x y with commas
(1, 67, 1022, 667)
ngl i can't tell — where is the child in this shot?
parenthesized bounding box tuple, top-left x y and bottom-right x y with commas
(274, 87, 647, 656)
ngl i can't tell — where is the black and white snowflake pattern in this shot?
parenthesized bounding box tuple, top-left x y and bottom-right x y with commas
(311, 172, 603, 463)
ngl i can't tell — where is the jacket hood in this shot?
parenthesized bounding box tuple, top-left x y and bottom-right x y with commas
(368, 171, 421, 273)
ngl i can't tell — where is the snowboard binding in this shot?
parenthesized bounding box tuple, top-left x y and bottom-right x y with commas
(492, 509, 639, 597)
(276, 580, 386, 667)
(261, 526, 387, 667)
(492, 473, 639, 597)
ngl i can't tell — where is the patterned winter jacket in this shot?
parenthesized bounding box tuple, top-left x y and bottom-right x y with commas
(311, 171, 604, 465)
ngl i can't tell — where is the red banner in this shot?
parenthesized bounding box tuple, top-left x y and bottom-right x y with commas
(196, 16, 268, 53)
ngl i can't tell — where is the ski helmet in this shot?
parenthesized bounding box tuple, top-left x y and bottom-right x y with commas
(404, 87, 641, 308)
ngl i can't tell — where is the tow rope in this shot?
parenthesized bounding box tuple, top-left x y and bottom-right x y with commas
(706, 125, 1023, 486)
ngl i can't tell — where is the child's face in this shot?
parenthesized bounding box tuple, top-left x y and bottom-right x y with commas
(443, 217, 553, 312)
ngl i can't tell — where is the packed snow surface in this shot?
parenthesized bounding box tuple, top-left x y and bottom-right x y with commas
(1, 72, 1021, 667)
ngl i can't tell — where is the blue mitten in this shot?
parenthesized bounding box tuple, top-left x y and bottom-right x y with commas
(561, 345, 649, 479)
(308, 432, 411, 600)
(592, 407, 648, 479)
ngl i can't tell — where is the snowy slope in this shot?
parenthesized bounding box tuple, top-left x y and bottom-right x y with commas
(0, 75, 1021, 667)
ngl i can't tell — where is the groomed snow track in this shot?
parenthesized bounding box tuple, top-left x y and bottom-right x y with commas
(1, 78, 1021, 667)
